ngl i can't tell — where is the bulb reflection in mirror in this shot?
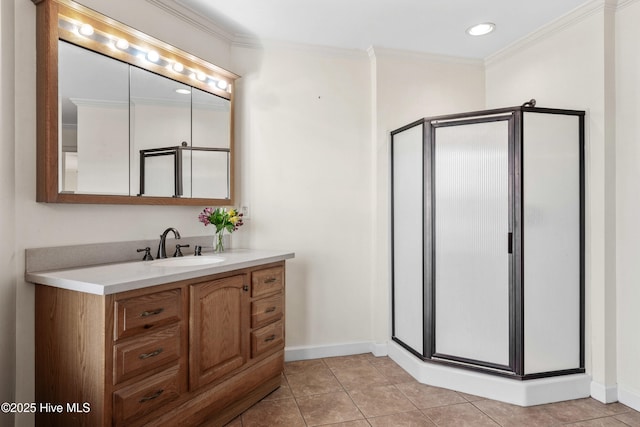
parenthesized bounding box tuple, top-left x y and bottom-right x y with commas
(175, 88, 191, 95)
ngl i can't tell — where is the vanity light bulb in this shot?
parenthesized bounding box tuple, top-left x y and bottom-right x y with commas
(216, 80, 228, 90)
(115, 38, 129, 50)
(79, 23, 94, 36)
(196, 72, 207, 81)
(172, 62, 184, 72)
(146, 50, 160, 62)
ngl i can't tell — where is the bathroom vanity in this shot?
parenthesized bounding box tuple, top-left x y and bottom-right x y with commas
(27, 249, 294, 426)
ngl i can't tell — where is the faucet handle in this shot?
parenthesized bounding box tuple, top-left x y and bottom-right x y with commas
(137, 247, 154, 261)
(173, 244, 190, 257)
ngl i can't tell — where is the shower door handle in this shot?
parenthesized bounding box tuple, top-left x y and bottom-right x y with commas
(508, 232, 513, 254)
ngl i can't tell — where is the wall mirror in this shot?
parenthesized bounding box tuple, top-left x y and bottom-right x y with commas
(33, 0, 239, 205)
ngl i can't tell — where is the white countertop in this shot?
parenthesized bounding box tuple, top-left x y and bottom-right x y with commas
(26, 249, 295, 295)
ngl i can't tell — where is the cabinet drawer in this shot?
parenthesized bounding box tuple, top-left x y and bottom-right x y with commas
(251, 294, 283, 329)
(115, 289, 181, 340)
(251, 320, 284, 358)
(113, 323, 181, 385)
(251, 267, 284, 298)
(113, 365, 180, 426)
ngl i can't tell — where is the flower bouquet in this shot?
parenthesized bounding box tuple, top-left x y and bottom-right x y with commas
(198, 207, 244, 252)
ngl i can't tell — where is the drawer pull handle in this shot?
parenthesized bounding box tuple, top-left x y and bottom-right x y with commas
(141, 308, 164, 318)
(139, 389, 164, 403)
(265, 306, 277, 313)
(139, 348, 163, 360)
(264, 334, 277, 342)
(264, 277, 277, 284)
(243, 285, 249, 292)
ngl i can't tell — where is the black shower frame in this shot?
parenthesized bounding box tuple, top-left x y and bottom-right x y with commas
(390, 105, 586, 380)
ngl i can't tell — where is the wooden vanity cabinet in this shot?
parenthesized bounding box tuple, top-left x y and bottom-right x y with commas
(35, 261, 286, 426)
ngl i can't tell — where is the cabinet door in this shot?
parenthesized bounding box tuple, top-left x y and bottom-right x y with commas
(190, 274, 249, 390)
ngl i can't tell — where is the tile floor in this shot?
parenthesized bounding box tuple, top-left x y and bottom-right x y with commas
(226, 353, 640, 427)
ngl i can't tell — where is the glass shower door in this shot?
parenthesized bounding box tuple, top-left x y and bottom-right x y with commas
(432, 117, 512, 369)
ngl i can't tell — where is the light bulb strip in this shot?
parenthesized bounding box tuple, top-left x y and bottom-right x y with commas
(56, 5, 237, 99)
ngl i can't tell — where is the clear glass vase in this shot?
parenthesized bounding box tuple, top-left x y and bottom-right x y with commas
(214, 231, 225, 253)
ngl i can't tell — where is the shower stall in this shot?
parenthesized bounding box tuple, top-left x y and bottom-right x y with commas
(391, 104, 584, 381)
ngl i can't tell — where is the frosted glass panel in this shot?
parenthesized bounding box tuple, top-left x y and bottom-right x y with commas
(434, 120, 510, 366)
(523, 113, 580, 374)
(392, 124, 424, 354)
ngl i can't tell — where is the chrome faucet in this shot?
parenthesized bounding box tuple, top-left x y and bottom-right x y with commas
(157, 227, 181, 259)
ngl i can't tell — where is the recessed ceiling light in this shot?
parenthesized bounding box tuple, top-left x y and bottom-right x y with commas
(466, 22, 496, 36)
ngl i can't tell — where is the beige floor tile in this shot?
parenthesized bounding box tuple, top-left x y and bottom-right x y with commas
(395, 381, 467, 409)
(368, 410, 436, 426)
(614, 409, 640, 426)
(285, 358, 329, 375)
(349, 384, 417, 418)
(286, 367, 344, 397)
(261, 379, 294, 401)
(240, 397, 305, 427)
(472, 399, 562, 427)
(296, 391, 364, 426)
(423, 402, 500, 426)
(564, 417, 631, 426)
(370, 359, 416, 384)
(332, 364, 390, 390)
(324, 353, 377, 369)
(317, 420, 371, 427)
(540, 398, 610, 423)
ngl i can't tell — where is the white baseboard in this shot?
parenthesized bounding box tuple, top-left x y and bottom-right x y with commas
(284, 341, 388, 362)
(618, 386, 640, 412)
(590, 381, 619, 404)
(388, 341, 591, 407)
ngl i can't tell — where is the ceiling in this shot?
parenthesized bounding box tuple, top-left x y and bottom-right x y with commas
(167, 0, 592, 59)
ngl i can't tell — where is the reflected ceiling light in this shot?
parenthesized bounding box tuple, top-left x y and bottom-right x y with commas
(115, 38, 129, 50)
(172, 62, 184, 72)
(176, 88, 191, 95)
(78, 23, 94, 36)
(466, 22, 495, 36)
(146, 50, 160, 62)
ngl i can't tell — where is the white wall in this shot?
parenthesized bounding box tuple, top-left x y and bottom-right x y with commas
(231, 44, 375, 351)
(485, 1, 621, 405)
(615, 0, 640, 409)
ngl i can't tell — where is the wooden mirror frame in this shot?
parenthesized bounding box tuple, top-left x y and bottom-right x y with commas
(33, 0, 239, 205)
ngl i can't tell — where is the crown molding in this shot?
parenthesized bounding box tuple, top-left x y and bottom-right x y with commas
(485, 0, 611, 66)
(617, 0, 640, 10)
(368, 46, 484, 67)
(145, 0, 237, 44)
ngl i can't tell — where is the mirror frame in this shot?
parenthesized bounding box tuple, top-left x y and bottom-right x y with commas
(33, 0, 239, 205)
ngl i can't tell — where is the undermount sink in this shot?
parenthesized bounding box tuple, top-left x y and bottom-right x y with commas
(150, 256, 224, 268)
